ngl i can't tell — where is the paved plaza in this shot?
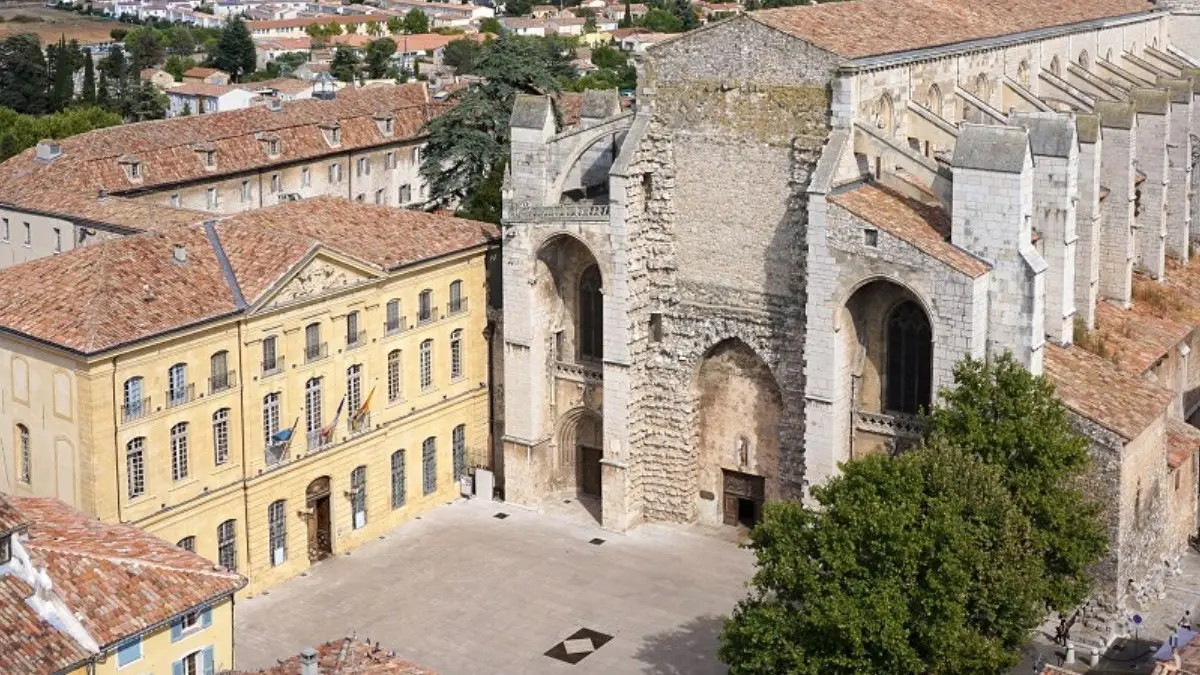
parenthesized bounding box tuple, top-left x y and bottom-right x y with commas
(235, 498, 755, 675)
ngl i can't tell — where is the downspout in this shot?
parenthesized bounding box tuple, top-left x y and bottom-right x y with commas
(111, 355, 124, 524)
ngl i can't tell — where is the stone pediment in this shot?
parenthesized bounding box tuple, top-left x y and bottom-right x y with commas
(261, 253, 376, 310)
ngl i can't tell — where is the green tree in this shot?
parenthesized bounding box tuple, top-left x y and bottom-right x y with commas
(48, 36, 75, 112)
(110, 27, 128, 41)
(505, 0, 533, 17)
(329, 46, 359, 82)
(163, 54, 196, 81)
(124, 27, 165, 71)
(364, 37, 396, 79)
(0, 34, 50, 115)
(442, 37, 482, 72)
(386, 15, 404, 35)
(81, 49, 96, 104)
(641, 7, 683, 32)
(366, 20, 383, 37)
(165, 26, 196, 56)
(273, 51, 308, 74)
(419, 35, 564, 216)
(720, 445, 1046, 675)
(403, 9, 429, 34)
(96, 72, 110, 108)
(619, 0, 633, 27)
(923, 353, 1108, 611)
(479, 17, 503, 34)
(0, 105, 122, 161)
(583, 15, 597, 33)
(210, 17, 256, 81)
(305, 22, 330, 48)
(325, 21, 343, 36)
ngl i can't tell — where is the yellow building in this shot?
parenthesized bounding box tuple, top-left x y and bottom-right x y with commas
(0, 196, 497, 594)
(0, 492, 245, 675)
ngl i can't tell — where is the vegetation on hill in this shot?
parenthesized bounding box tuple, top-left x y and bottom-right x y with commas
(0, 105, 121, 161)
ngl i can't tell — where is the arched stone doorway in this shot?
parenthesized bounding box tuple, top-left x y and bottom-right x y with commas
(305, 476, 333, 562)
(842, 280, 933, 457)
(555, 408, 604, 522)
(694, 339, 782, 529)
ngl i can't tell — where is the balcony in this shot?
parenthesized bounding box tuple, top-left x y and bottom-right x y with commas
(346, 331, 367, 351)
(264, 441, 288, 467)
(304, 342, 328, 364)
(208, 370, 238, 394)
(447, 298, 468, 316)
(348, 411, 371, 437)
(165, 383, 196, 409)
(306, 429, 331, 453)
(122, 396, 151, 423)
(416, 310, 436, 327)
(261, 356, 285, 377)
(854, 410, 923, 439)
(504, 202, 610, 223)
(555, 361, 603, 382)
(384, 317, 408, 336)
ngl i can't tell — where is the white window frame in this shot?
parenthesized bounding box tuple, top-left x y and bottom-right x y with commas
(170, 422, 189, 482)
(387, 349, 401, 402)
(126, 437, 146, 499)
(419, 339, 433, 390)
(450, 329, 463, 380)
(212, 408, 230, 466)
(207, 187, 218, 209)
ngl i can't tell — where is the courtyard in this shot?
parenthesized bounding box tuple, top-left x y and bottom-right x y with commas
(234, 498, 755, 675)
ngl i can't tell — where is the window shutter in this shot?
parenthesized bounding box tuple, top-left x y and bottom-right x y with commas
(201, 607, 212, 628)
(173, 659, 184, 675)
(203, 646, 216, 675)
(171, 619, 182, 642)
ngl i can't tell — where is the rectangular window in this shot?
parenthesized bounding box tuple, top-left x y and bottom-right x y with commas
(418, 290, 432, 324)
(116, 637, 142, 667)
(450, 329, 463, 380)
(305, 377, 323, 449)
(391, 449, 406, 508)
(171, 423, 189, 482)
(347, 364, 362, 419)
(262, 335, 278, 373)
(863, 228, 879, 247)
(375, 188, 385, 205)
(301, 167, 311, 186)
(452, 424, 466, 479)
(329, 163, 341, 183)
(385, 151, 395, 169)
(399, 184, 411, 204)
(346, 311, 361, 347)
(213, 408, 230, 465)
(171, 193, 181, 207)
(218, 519, 237, 571)
(53, 227, 61, 253)
(419, 340, 433, 390)
(23, 222, 30, 247)
(385, 299, 402, 333)
(2, 217, 9, 242)
(268, 499, 287, 566)
(356, 157, 369, 176)
(350, 465, 366, 529)
(240, 181, 250, 203)
(387, 350, 402, 402)
(305, 323, 323, 362)
(263, 392, 281, 451)
(207, 187, 218, 209)
(642, 172, 652, 212)
(126, 438, 145, 499)
(270, 173, 281, 193)
(650, 313, 663, 342)
(422, 437, 437, 495)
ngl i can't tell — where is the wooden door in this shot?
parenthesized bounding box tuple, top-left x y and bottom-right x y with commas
(580, 446, 602, 498)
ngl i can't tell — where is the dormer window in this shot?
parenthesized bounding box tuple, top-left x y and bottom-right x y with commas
(129, 162, 141, 178)
(0, 533, 9, 564)
(320, 121, 341, 147)
(374, 112, 395, 137)
(118, 154, 144, 182)
(204, 151, 215, 168)
(259, 133, 281, 158)
(268, 139, 279, 156)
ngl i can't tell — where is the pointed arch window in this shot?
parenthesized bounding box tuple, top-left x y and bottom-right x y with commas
(579, 265, 603, 361)
(884, 301, 933, 415)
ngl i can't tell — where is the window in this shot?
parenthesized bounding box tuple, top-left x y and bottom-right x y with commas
(268, 499, 287, 566)
(450, 329, 463, 380)
(268, 139, 280, 156)
(210, 350, 230, 392)
(179, 650, 202, 675)
(863, 228, 879, 247)
(384, 117, 394, 135)
(207, 187, 218, 209)
(420, 339, 433, 390)
(391, 449, 406, 508)
(0, 534, 8, 564)
(23, 222, 30, 247)
(212, 408, 230, 466)
(122, 376, 145, 422)
(350, 465, 367, 529)
(301, 167, 311, 187)
(203, 150, 215, 168)
(16, 424, 30, 484)
(449, 280, 463, 314)
(418, 289, 433, 324)
(422, 436, 437, 495)
(241, 180, 251, 202)
(263, 392, 281, 450)
(168, 362, 190, 407)
(2, 217, 9, 241)
(356, 157, 370, 177)
(262, 336, 279, 373)
(579, 265, 603, 361)
(650, 312, 663, 342)
(385, 299, 402, 333)
(347, 364, 362, 419)
(270, 173, 281, 193)
(171, 193, 181, 207)
(642, 173, 652, 212)
(305, 377, 323, 446)
(346, 310, 361, 347)
(385, 151, 396, 169)
(171, 422, 189, 481)
(399, 184, 411, 204)
(53, 227, 61, 253)
(375, 188, 385, 205)
(329, 162, 342, 183)
(129, 162, 141, 179)
(452, 424, 466, 479)
(387, 349, 402, 403)
(305, 322, 324, 361)
(217, 519, 237, 571)
(177, 536, 195, 551)
(126, 437, 146, 499)
(116, 637, 142, 667)
(413, 147, 420, 164)
(884, 300, 933, 415)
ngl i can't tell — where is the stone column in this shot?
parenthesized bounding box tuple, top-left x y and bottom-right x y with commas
(1132, 87, 1170, 279)
(1095, 100, 1138, 307)
(1075, 114, 1103, 330)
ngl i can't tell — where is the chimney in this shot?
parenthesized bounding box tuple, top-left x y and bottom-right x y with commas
(35, 140, 62, 162)
(173, 244, 187, 264)
(299, 647, 319, 675)
(266, 97, 283, 112)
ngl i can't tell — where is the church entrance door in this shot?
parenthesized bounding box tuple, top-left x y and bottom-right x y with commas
(721, 469, 764, 528)
(579, 445, 602, 498)
(305, 476, 333, 563)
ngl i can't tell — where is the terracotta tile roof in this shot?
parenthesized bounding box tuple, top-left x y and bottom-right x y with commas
(0, 574, 93, 675)
(1166, 419, 1200, 470)
(1043, 342, 1172, 442)
(168, 82, 242, 97)
(237, 77, 313, 94)
(13, 497, 246, 646)
(0, 84, 441, 231)
(827, 183, 989, 278)
(236, 637, 439, 675)
(750, 0, 1156, 59)
(1086, 300, 1193, 375)
(0, 197, 496, 354)
(248, 13, 389, 29)
(1141, 258, 1200, 326)
(184, 66, 225, 78)
(0, 492, 30, 536)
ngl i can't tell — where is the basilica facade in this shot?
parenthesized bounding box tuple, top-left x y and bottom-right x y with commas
(501, 0, 1200, 617)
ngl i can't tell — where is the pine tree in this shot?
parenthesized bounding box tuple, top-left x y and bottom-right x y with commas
(96, 72, 110, 108)
(51, 36, 75, 112)
(211, 17, 256, 81)
(0, 34, 51, 115)
(81, 51, 96, 104)
(620, 0, 633, 28)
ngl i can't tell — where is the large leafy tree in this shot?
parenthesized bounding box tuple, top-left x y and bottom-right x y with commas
(418, 35, 569, 217)
(720, 444, 1045, 675)
(364, 38, 396, 79)
(0, 105, 122, 161)
(0, 34, 50, 115)
(124, 27, 166, 71)
(210, 17, 256, 81)
(923, 353, 1108, 611)
(403, 9, 429, 34)
(442, 37, 482, 72)
(330, 46, 360, 83)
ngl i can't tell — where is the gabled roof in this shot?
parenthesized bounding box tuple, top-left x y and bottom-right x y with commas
(1043, 342, 1173, 442)
(827, 183, 989, 278)
(0, 492, 29, 537)
(0, 575, 93, 675)
(0, 197, 497, 355)
(750, 0, 1156, 60)
(1166, 418, 1200, 470)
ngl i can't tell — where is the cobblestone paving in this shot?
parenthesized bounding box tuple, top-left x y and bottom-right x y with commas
(235, 498, 755, 675)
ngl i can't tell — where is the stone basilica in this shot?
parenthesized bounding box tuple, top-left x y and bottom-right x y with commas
(500, 0, 1200, 614)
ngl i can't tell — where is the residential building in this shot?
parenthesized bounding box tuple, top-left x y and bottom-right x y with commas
(246, 14, 391, 38)
(0, 492, 245, 674)
(183, 66, 232, 85)
(0, 83, 440, 268)
(0, 196, 496, 594)
(237, 77, 315, 101)
(141, 67, 179, 90)
(167, 82, 259, 117)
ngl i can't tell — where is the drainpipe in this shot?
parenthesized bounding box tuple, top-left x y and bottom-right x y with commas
(111, 355, 124, 524)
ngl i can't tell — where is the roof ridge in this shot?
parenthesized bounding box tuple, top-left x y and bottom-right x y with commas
(29, 542, 243, 582)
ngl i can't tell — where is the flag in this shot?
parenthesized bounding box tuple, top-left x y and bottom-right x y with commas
(353, 386, 376, 426)
(272, 417, 299, 445)
(321, 396, 346, 440)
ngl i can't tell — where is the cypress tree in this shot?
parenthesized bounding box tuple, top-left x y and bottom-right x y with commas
(81, 50, 96, 104)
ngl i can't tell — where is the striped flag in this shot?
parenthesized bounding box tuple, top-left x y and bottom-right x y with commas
(353, 386, 376, 426)
(321, 396, 346, 440)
